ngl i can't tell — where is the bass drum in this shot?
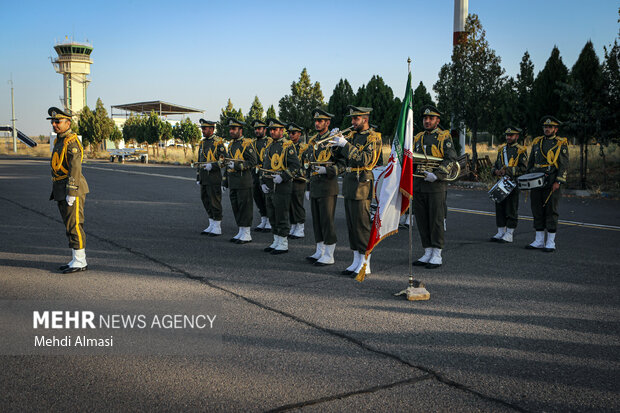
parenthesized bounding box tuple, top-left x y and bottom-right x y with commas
(517, 172, 547, 190)
(488, 176, 517, 203)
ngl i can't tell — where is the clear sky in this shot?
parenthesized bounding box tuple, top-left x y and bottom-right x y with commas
(1, 0, 618, 136)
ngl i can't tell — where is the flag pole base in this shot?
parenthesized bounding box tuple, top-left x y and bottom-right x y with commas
(394, 281, 430, 301)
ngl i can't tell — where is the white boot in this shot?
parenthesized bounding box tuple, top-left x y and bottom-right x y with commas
(527, 231, 545, 249)
(63, 249, 88, 273)
(273, 235, 288, 254)
(237, 227, 252, 243)
(202, 218, 214, 234)
(342, 251, 361, 275)
(491, 226, 506, 242)
(264, 220, 272, 231)
(500, 227, 514, 243)
(354, 254, 371, 275)
(315, 243, 335, 266)
(59, 249, 75, 271)
(413, 248, 432, 266)
(210, 220, 222, 236)
(265, 235, 279, 252)
(307, 242, 324, 262)
(292, 223, 305, 239)
(230, 227, 242, 242)
(256, 216, 268, 231)
(544, 232, 556, 252)
(426, 248, 442, 268)
(289, 224, 297, 236)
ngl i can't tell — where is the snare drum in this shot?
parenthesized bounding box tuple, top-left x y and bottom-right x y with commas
(517, 172, 547, 190)
(488, 176, 517, 203)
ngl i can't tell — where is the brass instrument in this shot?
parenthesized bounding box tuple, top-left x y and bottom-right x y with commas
(412, 152, 461, 181)
(314, 127, 353, 149)
(258, 167, 281, 179)
(303, 160, 334, 170)
(191, 161, 219, 168)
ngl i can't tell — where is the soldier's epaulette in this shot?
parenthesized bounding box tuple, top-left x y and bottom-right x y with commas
(517, 144, 527, 154)
(213, 136, 223, 143)
(437, 130, 451, 142)
(556, 136, 568, 145)
(532, 136, 544, 145)
(241, 138, 253, 147)
(266, 137, 273, 145)
(368, 130, 382, 142)
(282, 139, 294, 149)
(497, 143, 507, 152)
(344, 130, 355, 139)
(307, 133, 319, 145)
(413, 131, 425, 142)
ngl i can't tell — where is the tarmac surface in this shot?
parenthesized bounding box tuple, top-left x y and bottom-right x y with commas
(1, 157, 619, 412)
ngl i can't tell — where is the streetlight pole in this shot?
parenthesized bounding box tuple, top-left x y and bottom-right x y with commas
(9, 77, 17, 153)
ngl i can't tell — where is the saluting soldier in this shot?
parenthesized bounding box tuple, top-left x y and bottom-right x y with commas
(222, 118, 257, 244)
(250, 119, 272, 232)
(48, 107, 89, 273)
(411, 105, 457, 269)
(287, 122, 308, 240)
(329, 106, 382, 275)
(525, 116, 569, 252)
(196, 119, 227, 236)
(260, 118, 301, 254)
(490, 126, 528, 243)
(305, 109, 343, 266)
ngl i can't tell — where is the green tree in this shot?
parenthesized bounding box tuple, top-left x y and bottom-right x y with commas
(488, 77, 519, 143)
(515, 51, 536, 140)
(78, 98, 114, 154)
(355, 75, 400, 141)
(174, 117, 201, 157)
(327, 78, 355, 130)
(434, 14, 505, 166)
(110, 125, 123, 148)
(245, 96, 265, 137)
(266, 104, 277, 119)
(145, 111, 163, 156)
(531, 46, 569, 123)
(161, 121, 173, 158)
(217, 99, 244, 139)
(412, 81, 436, 133)
(602, 40, 620, 143)
(77, 106, 95, 148)
(278, 68, 324, 131)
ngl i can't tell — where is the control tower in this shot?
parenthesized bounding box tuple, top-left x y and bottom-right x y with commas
(51, 41, 93, 115)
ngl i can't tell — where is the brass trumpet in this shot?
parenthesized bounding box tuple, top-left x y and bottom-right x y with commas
(258, 167, 281, 179)
(313, 126, 353, 149)
(303, 160, 334, 170)
(412, 152, 460, 181)
(191, 161, 219, 168)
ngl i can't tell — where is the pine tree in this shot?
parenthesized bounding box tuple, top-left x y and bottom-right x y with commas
(217, 99, 245, 139)
(516, 51, 535, 139)
(327, 79, 355, 130)
(355, 75, 400, 140)
(531, 46, 569, 123)
(266, 105, 277, 119)
(278, 68, 324, 131)
(412, 81, 436, 132)
(245, 96, 265, 138)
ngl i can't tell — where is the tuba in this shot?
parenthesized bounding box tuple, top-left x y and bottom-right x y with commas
(412, 152, 460, 181)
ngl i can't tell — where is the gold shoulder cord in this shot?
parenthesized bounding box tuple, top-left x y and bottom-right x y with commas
(52, 134, 82, 181)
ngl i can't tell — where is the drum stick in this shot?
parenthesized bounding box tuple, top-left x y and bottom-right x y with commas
(543, 188, 554, 206)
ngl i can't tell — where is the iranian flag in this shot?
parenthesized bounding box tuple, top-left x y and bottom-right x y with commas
(356, 72, 414, 282)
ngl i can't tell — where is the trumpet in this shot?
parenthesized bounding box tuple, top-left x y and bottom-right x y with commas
(258, 167, 281, 179)
(412, 152, 461, 181)
(191, 161, 219, 168)
(313, 127, 353, 149)
(303, 160, 334, 170)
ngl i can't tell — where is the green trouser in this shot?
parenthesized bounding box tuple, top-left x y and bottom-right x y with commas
(57, 196, 86, 249)
(252, 177, 268, 217)
(200, 184, 223, 220)
(310, 196, 337, 245)
(266, 192, 291, 237)
(495, 188, 520, 229)
(413, 191, 446, 249)
(229, 188, 253, 227)
(531, 186, 561, 232)
(344, 198, 371, 253)
(289, 186, 306, 225)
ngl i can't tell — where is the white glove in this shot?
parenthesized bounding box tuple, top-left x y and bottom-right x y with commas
(203, 163, 213, 171)
(305, 191, 310, 201)
(314, 166, 327, 175)
(221, 186, 227, 192)
(196, 181, 200, 186)
(273, 174, 283, 184)
(227, 161, 235, 170)
(423, 171, 438, 182)
(66, 195, 76, 206)
(330, 135, 347, 147)
(261, 184, 270, 194)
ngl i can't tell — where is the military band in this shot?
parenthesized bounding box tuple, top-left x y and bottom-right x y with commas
(197, 119, 227, 236)
(250, 119, 273, 232)
(287, 122, 307, 240)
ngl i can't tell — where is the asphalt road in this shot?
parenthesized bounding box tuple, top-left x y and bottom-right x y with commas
(1, 157, 619, 412)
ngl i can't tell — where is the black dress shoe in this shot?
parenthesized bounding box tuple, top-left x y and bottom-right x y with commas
(58, 264, 70, 271)
(209, 232, 221, 237)
(63, 266, 88, 274)
(264, 246, 275, 252)
(306, 256, 318, 262)
(271, 249, 288, 255)
(229, 238, 238, 243)
(496, 239, 508, 244)
(314, 261, 333, 267)
(341, 269, 354, 275)
(542, 248, 555, 252)
(201, 231, 211, 235)
(525, 245, 541, 250)
(425, 263, 441, 269)
(253, 227, 263, 232)
(288, 234, 299, 239)
(412, 260, 428, 266)
(490, 237, 500, 242)
(235, 239, 252, 245)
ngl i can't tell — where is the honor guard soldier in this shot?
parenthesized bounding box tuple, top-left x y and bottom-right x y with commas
(222, 118, 257, 244)
(250, 119, 273, 232)
(196, 119, 227, 236)
(411, 105, 457, 269)
(525, 116, 569, 252)
(329, 106, 382, 275)
(305, 109, 344, 266)
(287, 122, 308, 239)
(48, 107, 89, 273)
(490, 126, 527, 243)
(260, 118, 301, 254)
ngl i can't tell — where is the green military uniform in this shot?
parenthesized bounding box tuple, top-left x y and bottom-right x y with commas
(491, 128, 528, 230)
(222, 119, 257, 229)
(261, 119, 301, 239)
(196, 120, 227, 222)
(250, 119, 272, 230)
(288, 123, 308, 229)
(412, 108, 458, 253)
(527, 118, 569, 234)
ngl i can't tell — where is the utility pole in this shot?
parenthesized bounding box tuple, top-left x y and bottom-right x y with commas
(9, 76, 17, 153)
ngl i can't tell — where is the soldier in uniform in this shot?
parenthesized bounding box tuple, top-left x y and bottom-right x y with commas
(287, 122, 307, 240)
(305, 109, 343, 266)
(525, 116, 569, 252)
(250, 119, 272, 232)
(490, 126, 528, 243)
(196, 119, 227, 236)
(411, 105, 457, 269)
(221, 118, 257, 244)
(330, 106, 382, 275)
(260, 118, 301, 255)
(48, 107, 89, 273)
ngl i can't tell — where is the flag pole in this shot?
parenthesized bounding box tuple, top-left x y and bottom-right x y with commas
(407, 58, 414, 290)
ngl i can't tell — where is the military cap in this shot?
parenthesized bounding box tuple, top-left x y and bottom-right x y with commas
(541, 115, 562, 127)
(46, 107, 73, 120)
(227, 118, 246, 128)
(420, 105, 442, 118)
(504, 126, 522, 135)
(312, 108, 334, 120)
(287, 122, 303, 133)
(251, 119, 268, 128)
(199, 119, 217, 127)
(266, 118, 286, 129)
(346, 105, 373, 117)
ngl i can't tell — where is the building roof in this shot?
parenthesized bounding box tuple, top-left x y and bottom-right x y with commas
(111, 101, 203, 116)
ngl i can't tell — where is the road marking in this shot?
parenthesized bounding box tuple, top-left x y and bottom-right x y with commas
(84, 165, 194, 181)
(448, 207, 620, 232)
